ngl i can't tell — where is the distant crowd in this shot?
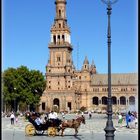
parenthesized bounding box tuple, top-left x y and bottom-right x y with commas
(117, 111, 138, 129)
(2, 110, 138, 129)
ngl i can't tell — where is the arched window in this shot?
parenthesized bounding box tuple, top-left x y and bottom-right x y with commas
(129, 96, 135, 105)
(112, 96, 117, 105)
(62, 35, 65, 42)
(59, 10, 61, 17)
(92, 97, 99, 105)
(102, 96, 107, 105)
(120, 96, 126, 105)
(58, 35, 60, 44)
(53, 35, 56, 44)
(53, 98, 59, 107)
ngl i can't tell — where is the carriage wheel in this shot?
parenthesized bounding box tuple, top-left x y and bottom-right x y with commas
(25, 124, 35, 136)
(48, 127, 57, 137)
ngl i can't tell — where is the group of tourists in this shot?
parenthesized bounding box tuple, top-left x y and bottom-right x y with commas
(33, 111, 61, 127)
(117, 111, 138, 129)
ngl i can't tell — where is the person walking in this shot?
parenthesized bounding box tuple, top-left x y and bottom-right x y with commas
(81, 111, 84, 117)
(129, 113, 136, 129)
(15, 115, 18, 124)
(118, 113, 123, 127)
(88, 111, 92, 119)
(10, 112, 15, 125)
(125, 111, 131, 128)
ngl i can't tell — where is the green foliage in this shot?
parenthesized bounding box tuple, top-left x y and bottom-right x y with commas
(2, 65, 46, 112)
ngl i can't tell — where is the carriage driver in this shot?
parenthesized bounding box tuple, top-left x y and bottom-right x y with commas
(48, 111, 62, 128)
(49, 111, 58, 119)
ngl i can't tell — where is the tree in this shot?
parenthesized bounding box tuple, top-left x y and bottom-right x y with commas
(2, 66, 46, 112)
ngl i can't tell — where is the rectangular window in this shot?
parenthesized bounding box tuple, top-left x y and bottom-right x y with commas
(57, 57, 61, 62)
(42, 102, 45, 110)
(68, 102, 71, 110)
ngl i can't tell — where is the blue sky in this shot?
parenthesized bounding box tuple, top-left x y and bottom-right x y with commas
(2, 0, 138, 75)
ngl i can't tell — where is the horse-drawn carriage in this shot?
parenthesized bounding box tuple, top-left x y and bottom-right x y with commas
(25, 112, 85, 137)
(25, 113, 61, 136)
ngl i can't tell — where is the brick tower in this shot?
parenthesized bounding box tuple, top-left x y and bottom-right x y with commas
(40, 0, 75, 112)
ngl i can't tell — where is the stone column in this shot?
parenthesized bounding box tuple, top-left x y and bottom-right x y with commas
(51, 34, 53, 42)
(56, 34, 58, 43)
(117, 99, 120, 110)
(100, 98, 102, 104)
(127, 98, 129, 106)
(118, 99, 120, 105)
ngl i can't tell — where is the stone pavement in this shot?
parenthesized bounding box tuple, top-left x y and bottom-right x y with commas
(2, 114, 138, 135)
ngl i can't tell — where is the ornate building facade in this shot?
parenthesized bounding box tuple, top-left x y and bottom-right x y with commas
(40, 0, 138, 113)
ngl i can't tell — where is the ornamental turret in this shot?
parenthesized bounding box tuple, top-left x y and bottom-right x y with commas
(82, 56, 89, 71)
(90, 60, 96, 74)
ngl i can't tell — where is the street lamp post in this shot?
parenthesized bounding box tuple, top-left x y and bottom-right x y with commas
(14, 87, 16, 112)
(101, 0, 118, 140)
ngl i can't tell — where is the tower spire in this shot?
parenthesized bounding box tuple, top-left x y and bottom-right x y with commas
(50, 0, 71, 47)
(82, 56, 89, 71)
(90, 59, 97, 74)
(55, 0, 67, 20)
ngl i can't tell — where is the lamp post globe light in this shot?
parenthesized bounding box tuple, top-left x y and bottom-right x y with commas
(101, 0, 118, 140)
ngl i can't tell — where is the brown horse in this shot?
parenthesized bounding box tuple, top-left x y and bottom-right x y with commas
(60, 116, 85, 136)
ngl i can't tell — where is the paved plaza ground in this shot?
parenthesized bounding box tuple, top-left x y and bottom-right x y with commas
(2, 113, 138, 140)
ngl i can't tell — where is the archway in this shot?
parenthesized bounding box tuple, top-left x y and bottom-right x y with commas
(112, 96, 117, 105)
(102, 96, 107, 105)
(129, 96, 135, 105)
(92, 97, 99, 105)
(53, 98, 59, 106)
(53, 98, 60, 112)
(120, 96, 126, 105)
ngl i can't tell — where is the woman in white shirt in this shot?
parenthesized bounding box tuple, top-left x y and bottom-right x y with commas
(10, 112, 15, 125)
